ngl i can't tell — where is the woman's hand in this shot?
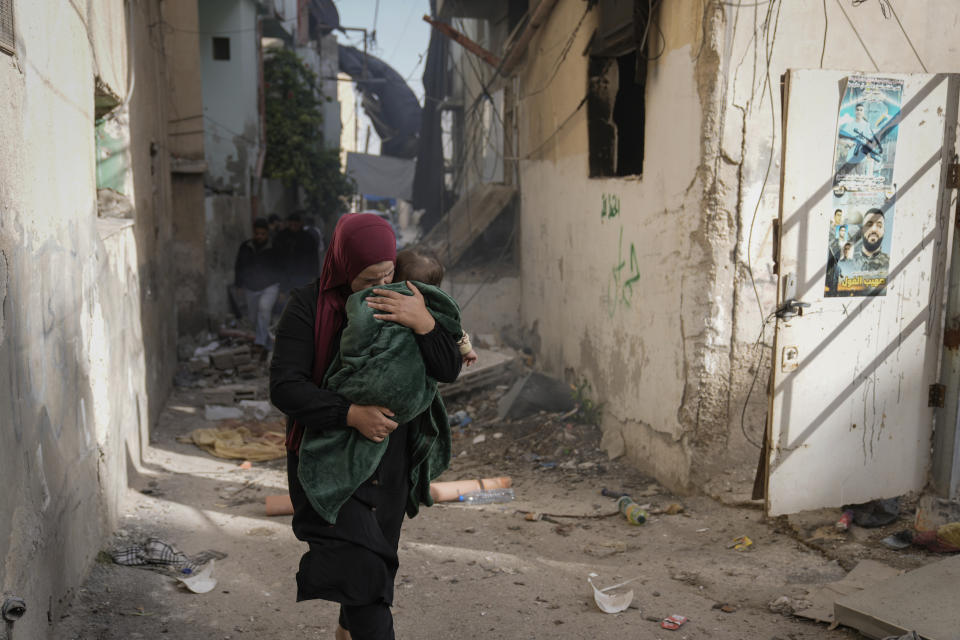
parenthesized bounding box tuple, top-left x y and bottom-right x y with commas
(347, 404, 398, 443)
(367, 281, 436, 335)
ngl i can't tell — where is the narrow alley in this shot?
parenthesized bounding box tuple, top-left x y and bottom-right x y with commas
(4, 1, 960, 639)
(51, 352, 882, 640)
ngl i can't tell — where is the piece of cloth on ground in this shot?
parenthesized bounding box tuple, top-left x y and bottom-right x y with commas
(112, 538, 227, 575)
(177, 418, 286, 461)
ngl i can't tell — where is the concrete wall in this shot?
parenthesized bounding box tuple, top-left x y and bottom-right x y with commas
(0, 1, 176, 636)
(511, 0, 960, 492)
(516, 0, 707, 490)
(206, 195, 252, 318)
(199, 0, 261, 195)
(164, 0, 209, 336)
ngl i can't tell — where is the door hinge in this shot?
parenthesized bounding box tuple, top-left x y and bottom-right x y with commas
(948, 164, 960, 189)
(929, 383, 946, 408)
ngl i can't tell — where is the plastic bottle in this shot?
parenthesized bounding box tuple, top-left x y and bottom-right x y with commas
(458, 488, 516, 504)
(617, 496, 648, 525)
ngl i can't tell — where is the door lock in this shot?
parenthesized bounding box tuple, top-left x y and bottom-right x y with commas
(776, 298, 811, 319)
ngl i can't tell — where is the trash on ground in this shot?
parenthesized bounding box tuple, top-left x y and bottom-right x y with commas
(587, 573, 635, 614)
(177, 560, 218, 594)
(238, 460, 253, 470)
(496, 371, 575, 420)
(193, 341, 221, 358)
(729, 535, 753, 551)
(204, 404, 244, 421)
(768, 595, 810, 616)
(429, 477, 512, 502)
(111, 538, 226, 579)
(912, 524, 960, 553)
(881, 530, 914, 550)
(836, 509, 855, 530)
(843, 497, 899, 528)
(177, 419, 286, 461)
(238, 399, 272, 420)
(472, 434, 486, 444)
(449, 409, 472, 427)
(458, 488, 515, 504)
(712, 602, 737, 613)
(616, 496, 648, 525)
(660, 614, 688, 630)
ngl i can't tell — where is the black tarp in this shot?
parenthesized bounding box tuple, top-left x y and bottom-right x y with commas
(308, 0, 340, 36)
(411, 0, 448, 231)
(338, 46, 421, 159)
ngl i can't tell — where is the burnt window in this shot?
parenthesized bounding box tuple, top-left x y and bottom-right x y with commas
(587, 50, 645, 178)
(212, 37, 231, 61)
(0, 0, 14, 56)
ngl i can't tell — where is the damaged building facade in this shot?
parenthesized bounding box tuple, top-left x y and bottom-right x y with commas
(433, 0, 960, 497)
(0, 1, 179, 636)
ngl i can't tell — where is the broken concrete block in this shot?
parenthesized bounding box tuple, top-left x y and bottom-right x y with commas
(496, 372, 575, 420)
(210, 350, 235, 370)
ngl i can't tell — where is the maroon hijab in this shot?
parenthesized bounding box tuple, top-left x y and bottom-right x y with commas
(286, 213, 396, 451)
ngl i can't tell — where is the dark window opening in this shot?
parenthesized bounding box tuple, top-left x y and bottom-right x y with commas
(587, 50, 645, 178)
(212, 37, 231, 61)
(0, 0, 14, 56)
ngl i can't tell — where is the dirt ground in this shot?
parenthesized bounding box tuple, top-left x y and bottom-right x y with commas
(51, 360, 943, 640)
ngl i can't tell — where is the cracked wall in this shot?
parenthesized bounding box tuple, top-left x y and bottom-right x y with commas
(517, 0, 709, 490)
(517, 0, 960, 493)
(0, 3, 176, 637)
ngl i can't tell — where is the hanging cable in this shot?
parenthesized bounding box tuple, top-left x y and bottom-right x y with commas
(834, 0, 879, 71)
(887, 2, 928, 72)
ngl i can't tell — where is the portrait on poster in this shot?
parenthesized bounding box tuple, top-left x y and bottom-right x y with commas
(824, 76, 902, 298)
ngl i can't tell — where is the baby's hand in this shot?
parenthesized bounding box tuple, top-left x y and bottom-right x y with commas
(463, 350, 478, 367)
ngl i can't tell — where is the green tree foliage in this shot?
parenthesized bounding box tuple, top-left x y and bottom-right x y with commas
(263, 49, 354, 215)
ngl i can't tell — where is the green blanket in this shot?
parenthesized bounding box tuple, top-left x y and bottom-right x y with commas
(298, 282, 462, 523)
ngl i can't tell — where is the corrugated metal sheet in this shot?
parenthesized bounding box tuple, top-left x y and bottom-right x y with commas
(0, 0, 13, 55)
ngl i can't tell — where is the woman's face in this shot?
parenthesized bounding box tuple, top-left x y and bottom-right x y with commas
(350, 260, 394, 292)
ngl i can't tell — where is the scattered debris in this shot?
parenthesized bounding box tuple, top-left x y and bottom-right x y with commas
(587, 574, 635, 614)
(768, 595, 810, 616)
(177, 560, 218, 594)
(730, 535, 753, 551)
(660, 614, 687, 630)
(844, 497, 900, 528)
(496, 371, 575, 420)
(111, 538, 226, 579)
(712, 602, 738, 613)
(429, 477, 512, 502)
(836, 509, 854, 531)
(177, 419, 286, 461)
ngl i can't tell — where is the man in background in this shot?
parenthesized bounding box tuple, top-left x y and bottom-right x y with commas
(234, 218, 282, 357)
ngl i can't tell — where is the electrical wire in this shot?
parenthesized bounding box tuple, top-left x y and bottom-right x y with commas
(520, 2, 592, 100)
(819, 0, 828, 68)
(745, 0, 782, 327)
(887, 1, 928, 72)
(834, 0, 879, 71)
(739, 312, 777, 449)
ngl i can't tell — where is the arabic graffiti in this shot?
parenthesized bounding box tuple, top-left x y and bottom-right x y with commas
(606, 226, 640, 317)
(601, 193, 620, 220)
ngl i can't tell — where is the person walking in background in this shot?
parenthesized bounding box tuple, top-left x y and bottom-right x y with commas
(234, 217, 282, 357)
(275, 211, 319, 291)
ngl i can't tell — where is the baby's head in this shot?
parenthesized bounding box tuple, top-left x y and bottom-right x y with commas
(395, 249, 444, 286)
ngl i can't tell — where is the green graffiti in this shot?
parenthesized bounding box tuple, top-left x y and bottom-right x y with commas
(605, 226, 640, 317)
(601, 193, 621, 220)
